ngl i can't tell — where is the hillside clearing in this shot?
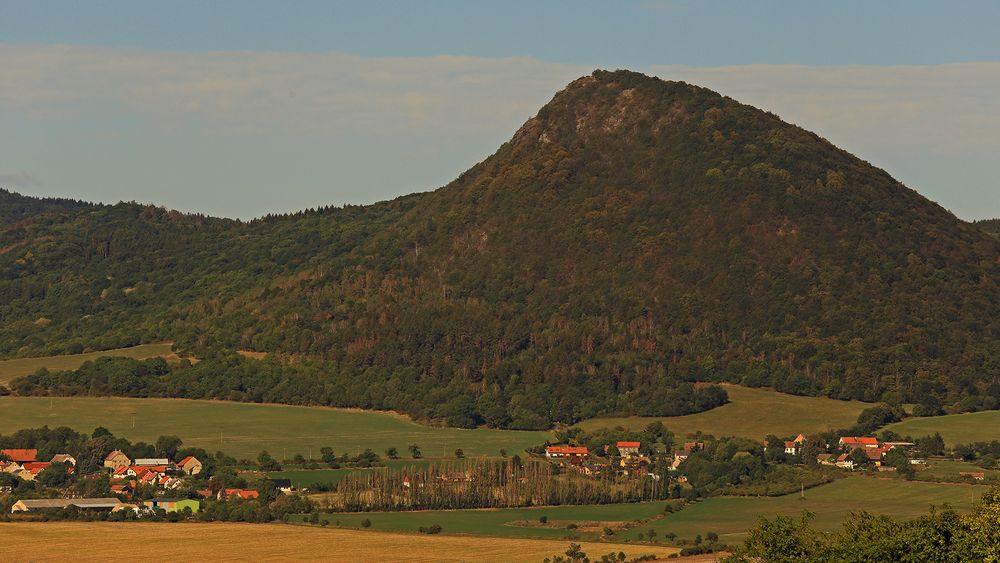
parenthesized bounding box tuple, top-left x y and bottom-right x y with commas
(0, 343, 176, 385)
(575, 384, 870, 439)
(0, 522, 678, 562)
(0, 396, 551, 460)
(884, 410, 1000, 446)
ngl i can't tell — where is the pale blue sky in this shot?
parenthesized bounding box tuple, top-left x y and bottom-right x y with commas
(2, 1, 999, 218)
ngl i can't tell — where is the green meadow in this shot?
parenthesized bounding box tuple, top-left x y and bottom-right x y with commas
(650, 476, 982, 542)
(885, 410, 1000, 446)
(305, 477, 983, 543)
(0, 396, 551, 460)
(0, 343, 176, 385)
(576, 384, 870, 440)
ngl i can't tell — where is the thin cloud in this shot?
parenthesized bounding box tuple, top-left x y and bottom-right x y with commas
(0, 172, 41, 189)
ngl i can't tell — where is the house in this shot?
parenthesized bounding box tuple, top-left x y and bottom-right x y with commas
(865, 445, 894, 466)
(143, 497, 200, 513)
(20, 462, 55, 480)
(816, 453, 835, 466)
(616, 442, 641, 457)
(545, 446, 589, 463)
(783, 441, 801, 455)
(834, 453, 855, 470)
(221, 488, 260, 500)
(264, 478, 293, 493)
(671, 449, 693, 470)
(1, 449, 38, 463)
(682, 442, 705, 451)
(104, 450, 131, 472)
(176, 456, 202, 476)
(134, 458, 170, 467)
(11, 498, 124, 513)
(49, 454, 76, 466)
(839, 437, 879, 450)
(960, 472, 986, 481)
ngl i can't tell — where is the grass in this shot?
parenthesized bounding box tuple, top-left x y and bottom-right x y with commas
(884, 410, 1000, 446)
(915, 460, 1000, 482)
(649, 476, 983, 542)
(267, 460, 438, 488)
(0, 343, 176, 385)
(0, 396, 551, 460)
(576, 383, 870, 440)
(308, 502, 669, 541)
(301, 477, 985, 544)
(0, 522, 679, 562)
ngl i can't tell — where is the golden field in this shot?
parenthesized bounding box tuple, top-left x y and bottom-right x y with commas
(0, 522, 681, 562)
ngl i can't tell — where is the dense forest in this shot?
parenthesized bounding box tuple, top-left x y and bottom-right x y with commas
(3, 70, 1000, 426)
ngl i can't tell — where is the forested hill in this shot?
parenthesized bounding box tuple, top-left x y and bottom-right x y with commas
(3, 70, 1000, 428)
(973, 218, 1000, 238)
(0, 189, 92, 226)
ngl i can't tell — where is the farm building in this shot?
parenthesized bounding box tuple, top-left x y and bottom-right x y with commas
(134, 458, 170, 467)
(265, 478, 293, 493)
(839, 437, 879, 449)
(143, 498, 200, 513)
(11, 498, 124, 513)
(50, 454, 76, 466)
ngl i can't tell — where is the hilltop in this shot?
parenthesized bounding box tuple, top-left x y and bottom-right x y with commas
(3, 70, 999, 427)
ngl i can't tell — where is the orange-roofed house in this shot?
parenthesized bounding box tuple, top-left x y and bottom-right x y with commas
(50, 454, 76, 466)
(616, 442, 641, 457)
(1, 449, 38, 463)
(545, 446, 589, 464)
(221, 489, 260, 500)
(839, 437, 879, 450)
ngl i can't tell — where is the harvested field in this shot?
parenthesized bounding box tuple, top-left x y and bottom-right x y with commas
(0, 522, 680, 562)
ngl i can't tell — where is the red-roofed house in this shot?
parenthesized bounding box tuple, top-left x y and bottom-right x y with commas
(104, 450, 131, 472)
(616, 442, 641, 457)
(545, 446, 589, 464)
(961, 472, 986, 481)
(1, 449, 38, 463)
(839, 437, 879, 449)
(176, 456, 202, 476)
(50, 454, 76, 466)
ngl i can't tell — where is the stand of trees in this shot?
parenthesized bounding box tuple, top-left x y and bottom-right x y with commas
(9, 354, 728, 429)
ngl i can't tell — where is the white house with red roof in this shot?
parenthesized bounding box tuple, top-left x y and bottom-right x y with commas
(839, 436, 879, 449)
(545, 445, 589, 463)
(616, 441, 641, 457)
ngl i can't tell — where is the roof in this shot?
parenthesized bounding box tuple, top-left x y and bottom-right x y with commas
(616, 441, 641, 448)
(177, 456, 200, 466)
(149, 497, 187, 503)
(840, 437, 879, 447)
(1, 449, 38, 463)
(783, 441, 799, 449)
(134, 458, 169, 466)
(105, 450, 129, 460)
(266, 478, 292, 488)
(16, 498, 122, 509)
(545, 446, 589, 455)
(50, 454, 74, 464)
(22, 462, 51, 474)
(224, 489, 260, 499)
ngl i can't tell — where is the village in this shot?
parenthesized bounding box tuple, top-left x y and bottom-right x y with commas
(1, 446, 294, 515)
(1, 422, 991, 520)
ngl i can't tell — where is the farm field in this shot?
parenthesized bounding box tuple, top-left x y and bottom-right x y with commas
(575, 384, 870, 440)
(309, 501, 668, 541)
(915, 460, 1000, 482)
(0, 343, 176, 385)
(307, 477, 984, 544)
(884, 410, 1000, 446)
(0, 522, 679, 562)
(0, 396, 551, 460)
(650, 476, 982, 542)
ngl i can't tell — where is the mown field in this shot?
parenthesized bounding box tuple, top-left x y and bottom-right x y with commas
(0, 396, 551, 460)
(0, 343, 176, 385)
(915, 460, 1000, 482)
(308, 501, 669, 541)
(576, 384, 870, 440)
(651, 476, 982, 541)
(300, 477, 980, 544)
(0, 522, 679, 562)
(884, 410, 1000, 446)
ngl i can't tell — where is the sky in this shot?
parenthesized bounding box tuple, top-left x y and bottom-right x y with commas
(2, 1, 999, 219)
